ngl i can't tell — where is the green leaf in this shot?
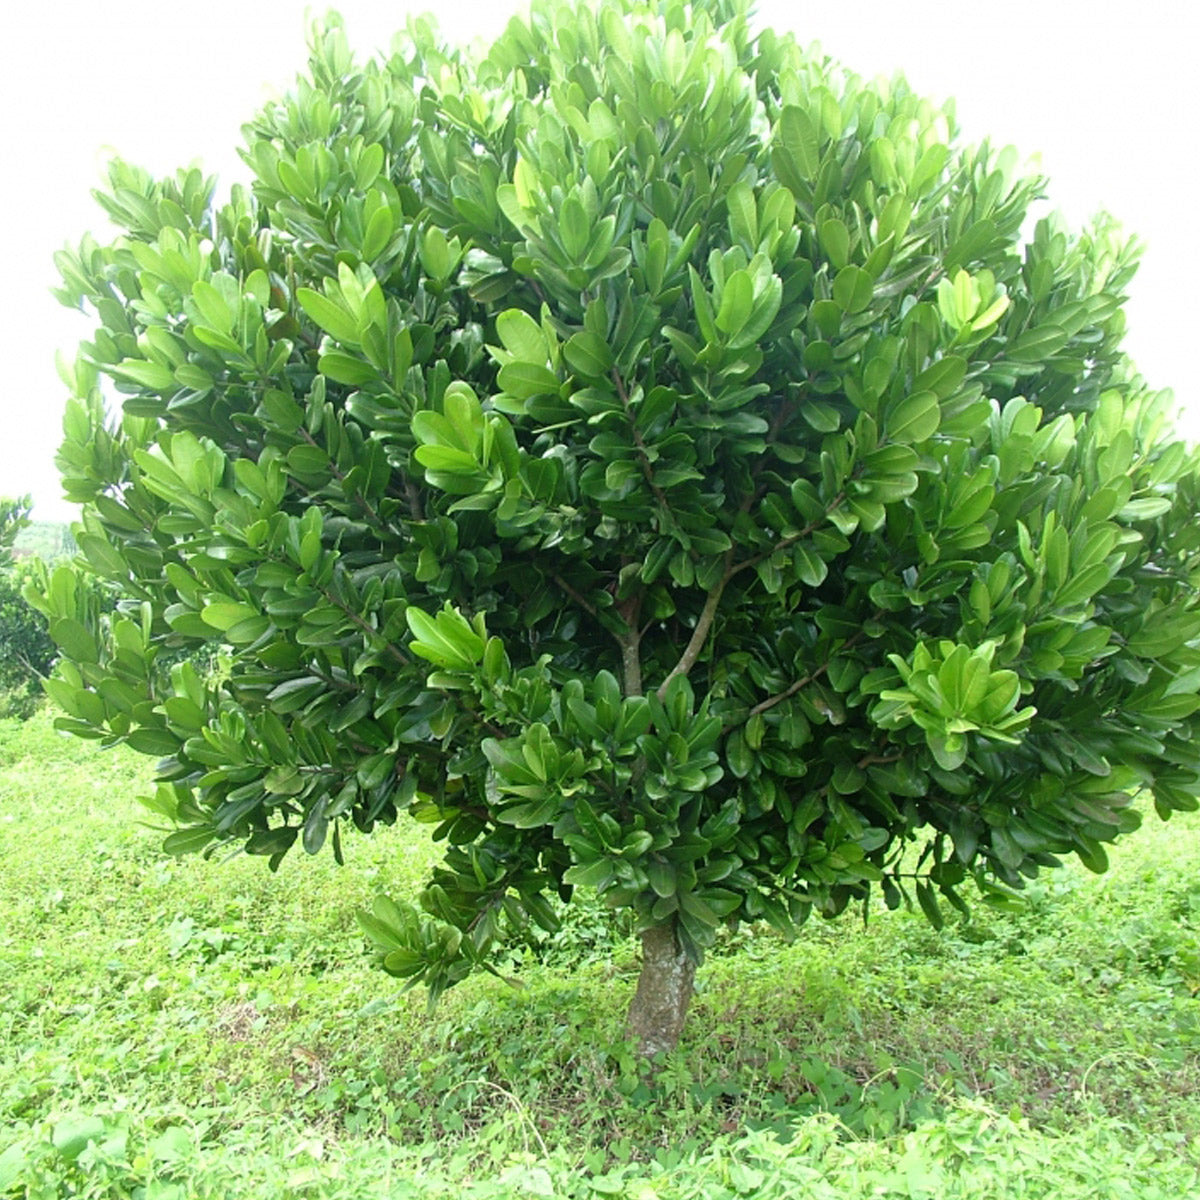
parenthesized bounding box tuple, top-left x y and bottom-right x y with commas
(49, 618, 98, 663)
(563, 858, 614, 889)
(1127, 612, 1200, 658)
(200, 601, 257, 631)
(362, 205, 395, 260)
(191, 279, 234, 332)
(886, 390, 940, 444)
(564, 331, 613, 377)
(498, 361, 560, 399)
(832, 266, 874, 313)
(127, 727, 180, 756)
(726, 180, 758, 248)
(679, 889, 719, 926)
(1007, 325, 1068, 362)
(731, 274, 783, 350)
(420, 225, 453, 280)
(647, 859, 677, 898)
(777, 105, 820, 182)
(406, 605, 485, 669)
(1119, 497, 1172, 522)
(357, 753, 394, 790)
(297, 287, 360, 345)
(559, 192, 590, 260)
(498, 795, 559, 828)
(810, 300, 841, 339)
(726, 728, 754, 779)
(110, 359, 177, 390)
(162, 827, 217, 856)
(495, 308, 545, 362)
(820, 217, 851, 269)
(716, 271, 754, 337)
(912, 355, 967, 400)
(916, 881, 945, 929)
(793, 543, 828, 587)
(320, 353, 379, 386)
(287, 444, 332, 476)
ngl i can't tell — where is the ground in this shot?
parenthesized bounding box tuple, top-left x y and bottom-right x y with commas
(1, 709, 1197, 1197)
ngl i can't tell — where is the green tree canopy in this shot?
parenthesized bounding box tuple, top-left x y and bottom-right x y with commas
(37, 0, 1200, 1052)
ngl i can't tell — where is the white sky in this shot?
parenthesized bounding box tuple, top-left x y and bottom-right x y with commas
(3, 0, 1197, 521)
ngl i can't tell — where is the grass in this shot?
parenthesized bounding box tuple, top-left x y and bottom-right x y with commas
(1, 708, 1198, 1197)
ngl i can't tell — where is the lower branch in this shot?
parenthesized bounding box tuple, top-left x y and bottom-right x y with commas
(656, 559, 732, 700)
(733, 629, 867, 728)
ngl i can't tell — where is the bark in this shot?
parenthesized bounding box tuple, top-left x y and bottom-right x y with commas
(625, 920, 696, 1056)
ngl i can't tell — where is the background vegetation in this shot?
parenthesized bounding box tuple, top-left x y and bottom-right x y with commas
(0, 510, 60, 719)
(11, 523, 76, 567)
(2, 710, 1196, 1196)
(0, 565, 53, 720)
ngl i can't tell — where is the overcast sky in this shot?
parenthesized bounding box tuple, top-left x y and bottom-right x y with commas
(4, 0, 1197, 520)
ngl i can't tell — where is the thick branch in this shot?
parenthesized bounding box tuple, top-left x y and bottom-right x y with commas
(552, 573, 598, 618)
(404, 479, 425, 521)
(622, 636, 644, 699)
(618, 594, 645, 698)
(656, 574, 728, 700)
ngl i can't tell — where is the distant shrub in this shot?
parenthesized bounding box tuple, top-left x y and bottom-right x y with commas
(11, 520, 78, 565)
(0, 561, 56, 719)
(0, 494, 31, 570)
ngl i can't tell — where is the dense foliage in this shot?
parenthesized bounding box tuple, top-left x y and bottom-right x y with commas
(37, 0, 1200, 1042)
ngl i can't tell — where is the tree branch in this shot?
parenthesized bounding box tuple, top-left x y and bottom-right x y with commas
(655, 488, 848, 702)
(618, 594, 644, 698)
(299, 427, 408, 542)
(727, 493, 845, 580)
(743, 662, 830, 722)
(404, 479, 425, 522)
(612, 367, 674, 520)
(656, 572, 728, 699)
(14, 651, 48, 681)
(318, 583, 410, 668)
(552, 573, 598, 618)
(730, 629, 866, 729)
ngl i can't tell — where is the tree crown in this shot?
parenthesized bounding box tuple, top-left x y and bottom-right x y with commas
(39, 0, 1200, 1002)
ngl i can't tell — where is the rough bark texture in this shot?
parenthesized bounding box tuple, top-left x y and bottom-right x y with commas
(626, 921, 696, 1056)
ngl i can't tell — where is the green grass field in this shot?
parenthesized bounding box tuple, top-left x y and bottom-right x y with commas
(2, 709, 1197, 1197)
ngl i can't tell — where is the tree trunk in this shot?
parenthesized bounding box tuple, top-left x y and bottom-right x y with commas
(625, 920, 696, 1056)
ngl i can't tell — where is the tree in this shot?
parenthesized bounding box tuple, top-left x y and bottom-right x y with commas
(38, 0, 1200, 1054)
(0, 497, 53, 719)
(0, 495, 31, 570)
(0, 560, 56, 719)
